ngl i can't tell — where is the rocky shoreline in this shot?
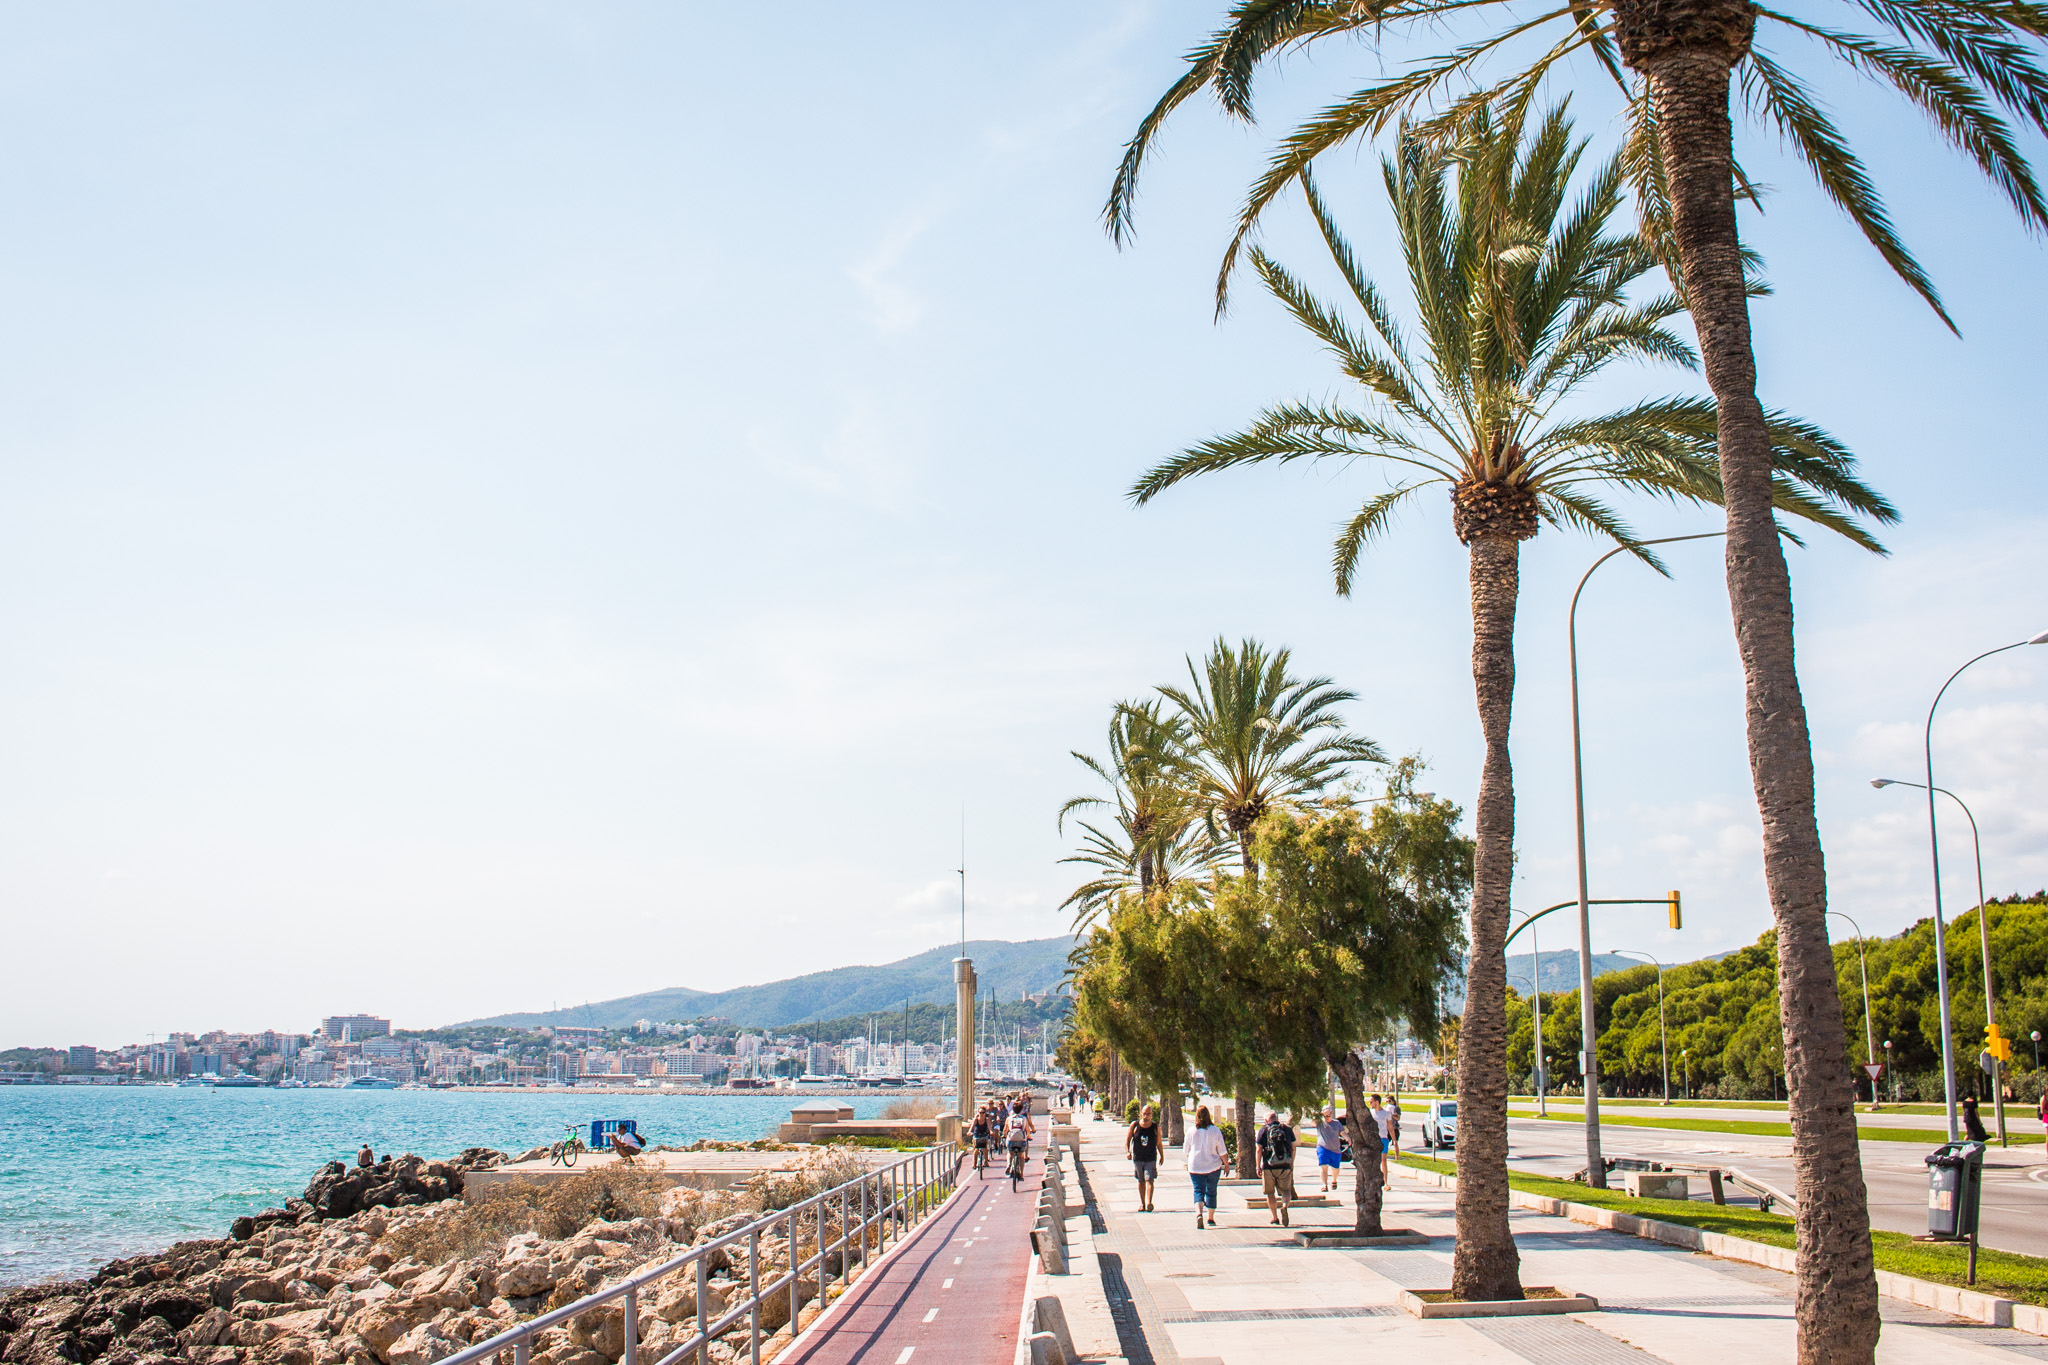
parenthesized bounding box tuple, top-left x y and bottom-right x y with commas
(1, 1145, 868, 1365)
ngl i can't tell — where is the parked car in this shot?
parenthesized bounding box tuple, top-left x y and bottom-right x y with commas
(1421, 1098, 1458, 1149)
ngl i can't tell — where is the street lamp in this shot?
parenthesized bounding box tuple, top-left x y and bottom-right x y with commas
(1873, 777, 2004, 1144)
(1883, 1039, 1895, 1105)
(1609, 950, 1670, 1104)
(1828, 911, 1879, 1107)
(1569, 532, 1722, 1186)
(1901, 630, 2048, 1142)
(1509, 931, 1548, 1117)
(2034, 1031, 2042, 1070)
(1681, 1048, 1690, 1100)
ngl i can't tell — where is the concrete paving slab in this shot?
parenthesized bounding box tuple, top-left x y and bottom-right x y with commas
(1069, 1101, 2048, 1364)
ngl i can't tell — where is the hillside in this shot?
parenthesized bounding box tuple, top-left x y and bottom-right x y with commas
(450, 936, 1073, 1032)
(1441, 950, 1643, 1015)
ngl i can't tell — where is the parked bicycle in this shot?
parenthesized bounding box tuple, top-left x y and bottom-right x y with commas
(550, 1124, 587, 1167)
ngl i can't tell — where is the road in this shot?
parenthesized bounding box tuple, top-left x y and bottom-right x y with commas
(1424, 1113, 2048, 1258)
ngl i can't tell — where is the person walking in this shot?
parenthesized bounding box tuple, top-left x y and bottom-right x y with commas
(1314, 1106, 1345, 1193)
(1184, 1105, 1227, 1230)
(1384, 1097, 1403, 1168)
(2037, 1089, 2048, 1161)
(1256, 1110, 1298, 1226)
(1127, 1103, 1162, 1211)
(1368, 1094, 1395, 1178)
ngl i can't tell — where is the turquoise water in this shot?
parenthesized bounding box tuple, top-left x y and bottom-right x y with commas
(0, 1087, 896, 1289)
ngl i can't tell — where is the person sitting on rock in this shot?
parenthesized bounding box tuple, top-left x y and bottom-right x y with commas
(357, 1144, 374, 1168)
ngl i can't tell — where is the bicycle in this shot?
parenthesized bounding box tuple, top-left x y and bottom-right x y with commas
(1006, 1141, 1027, 1189)
(973, 1139, 991, 1177)
(550, 1124, 587, 1167)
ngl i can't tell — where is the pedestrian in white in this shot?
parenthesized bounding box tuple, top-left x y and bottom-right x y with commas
(1183, 1105, 1228, 1230)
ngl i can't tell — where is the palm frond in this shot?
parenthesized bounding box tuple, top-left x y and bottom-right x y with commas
(1741, 50, 1956, 330)
(1333, 483, 1431, 595)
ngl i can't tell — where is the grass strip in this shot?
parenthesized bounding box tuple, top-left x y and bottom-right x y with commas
(1503, 1110, 2042, 1145)
(1395, 1154, 2048, 1306)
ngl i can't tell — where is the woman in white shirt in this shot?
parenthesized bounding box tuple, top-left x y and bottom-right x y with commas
(1183, 1104, 1229, 1230)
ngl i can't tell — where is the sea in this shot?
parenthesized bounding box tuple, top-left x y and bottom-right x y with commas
(0, 1086, 900, 1290)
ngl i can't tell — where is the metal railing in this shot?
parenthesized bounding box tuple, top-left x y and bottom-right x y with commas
(443, 1143, 960, 1365)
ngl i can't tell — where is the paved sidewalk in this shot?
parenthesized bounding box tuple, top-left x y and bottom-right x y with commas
(781, 1141, 1040, 1365)
(1066, 1113, 2048, 1364)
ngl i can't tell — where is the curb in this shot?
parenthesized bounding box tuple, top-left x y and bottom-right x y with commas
(1393, 1163, 2048, 1337)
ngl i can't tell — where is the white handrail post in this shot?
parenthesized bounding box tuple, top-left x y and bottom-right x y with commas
(694, 1256, 708, 1365)
(622, 1286, 638, 1365)
(748, 1227, 761, 1365)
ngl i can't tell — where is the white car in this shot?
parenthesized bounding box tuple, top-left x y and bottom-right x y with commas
(1421, 1098, 1458, 1148)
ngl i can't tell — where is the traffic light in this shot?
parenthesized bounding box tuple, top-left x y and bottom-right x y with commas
(1668, 890, 1682, 930)
(1987, 1023, 2013, 1063)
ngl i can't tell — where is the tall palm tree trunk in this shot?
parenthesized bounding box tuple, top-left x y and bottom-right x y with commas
(1620, 10, 1880, 1356)
(1233, 830, 1260, 1178)
(1451, 532, 1523, 1302)
(1329, 1047, 1386, 1235)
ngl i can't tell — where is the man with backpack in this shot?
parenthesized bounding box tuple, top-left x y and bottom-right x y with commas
(1256, 1110, 1297, 1226)
(1126, 1103, 1162, 1211)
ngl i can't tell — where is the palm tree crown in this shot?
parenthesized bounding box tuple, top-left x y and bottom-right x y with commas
(1131, 105, 1899, 572)
(1158, 636, 1386, 872)
(1058, 700, 1228, 930)
(1106, 0, 2048, 329)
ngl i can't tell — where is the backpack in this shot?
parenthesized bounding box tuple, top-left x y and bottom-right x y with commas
(1258, 1122, 1295, 1168)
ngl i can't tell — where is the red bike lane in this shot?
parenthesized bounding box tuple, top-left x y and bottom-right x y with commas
(780, 1141, 1042, 1365)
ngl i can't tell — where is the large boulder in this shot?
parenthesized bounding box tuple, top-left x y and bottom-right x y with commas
(563, 1308, 621, 1364)
(177, 1308, 235, 1350)
(381, 1322, 462, 1365)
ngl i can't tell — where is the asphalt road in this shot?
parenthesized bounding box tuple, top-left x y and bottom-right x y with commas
(1422, 1114, 2048, 1258)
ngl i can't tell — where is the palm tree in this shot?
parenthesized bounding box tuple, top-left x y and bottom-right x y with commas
(1059, 700, 1229, 932)
(1161, 636, 1386, 1169)
(1106, 4, 2048, 1352)
(1129, 106, 1895, 1303)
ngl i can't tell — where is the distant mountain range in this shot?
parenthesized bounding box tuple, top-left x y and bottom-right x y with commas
(450, 937, 1074, 1032)
(1440, 949, 1649, 1015)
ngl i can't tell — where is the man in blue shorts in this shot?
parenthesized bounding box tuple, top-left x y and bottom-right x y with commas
(1315, 1105, 1345, 1192)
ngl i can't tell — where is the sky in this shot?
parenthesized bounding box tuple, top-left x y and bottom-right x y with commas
(0, 4, 2042, 1048)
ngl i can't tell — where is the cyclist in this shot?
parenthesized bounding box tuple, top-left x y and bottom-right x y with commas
(970, 1106, 995, 1172)
(1004, 1101, 1035, 1182)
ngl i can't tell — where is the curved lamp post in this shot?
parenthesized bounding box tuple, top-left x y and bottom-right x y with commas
(1828, 911, 1878, 1107)
(1569, 532, 1723, 1185)
(1898, 631, 2048, 1141)
(1873, 776, 2006, 1144)
(1609, 950, 1669, 1103)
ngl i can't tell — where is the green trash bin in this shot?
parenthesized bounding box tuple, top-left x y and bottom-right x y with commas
(1925, 1140, 1985, 1241)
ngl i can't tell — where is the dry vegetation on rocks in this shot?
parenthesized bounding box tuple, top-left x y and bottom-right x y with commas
(0, 1145, 886, 1365)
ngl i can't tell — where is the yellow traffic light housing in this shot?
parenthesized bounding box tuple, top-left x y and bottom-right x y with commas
(1668, 890, 1682, 930)
(1987, 1023, 2013, 1062)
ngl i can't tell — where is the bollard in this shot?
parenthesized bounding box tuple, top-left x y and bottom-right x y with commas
(1025, 1330, 1069, 1365)
(1031, 1298, 1078, 1362)
(1033, 1224, 1068, 1274)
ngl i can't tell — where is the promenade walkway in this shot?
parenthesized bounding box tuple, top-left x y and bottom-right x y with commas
(1060, 1112, 2048, 1364)
(781, 1139, 1041, 1365)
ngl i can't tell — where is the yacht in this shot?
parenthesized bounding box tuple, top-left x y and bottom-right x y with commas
(345, 1076, 398, 1090)
(212, 1075, 264, 1089)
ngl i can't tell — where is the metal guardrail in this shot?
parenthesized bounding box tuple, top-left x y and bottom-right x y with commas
(442, 1143, 961, 1365)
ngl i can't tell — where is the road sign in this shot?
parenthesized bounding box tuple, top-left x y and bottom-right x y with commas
(1862, 1063, 1885, 1080)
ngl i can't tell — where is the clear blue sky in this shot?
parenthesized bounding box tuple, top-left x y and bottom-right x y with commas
(1, 4, 2041, 1047)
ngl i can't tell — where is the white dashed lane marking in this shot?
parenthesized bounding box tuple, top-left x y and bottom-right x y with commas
(895, 1350, 915, 1365)
(942, 1279, 953, 1289)
(922, 1309, 939, 1323)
